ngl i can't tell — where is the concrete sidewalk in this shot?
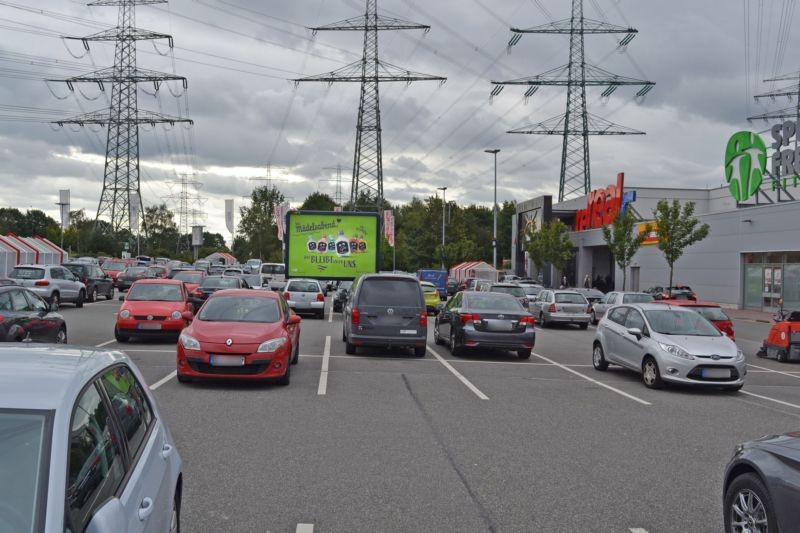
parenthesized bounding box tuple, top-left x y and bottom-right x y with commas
(726, 308, 775, 323)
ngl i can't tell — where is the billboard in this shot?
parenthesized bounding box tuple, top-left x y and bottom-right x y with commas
(286, 211, 380, 280)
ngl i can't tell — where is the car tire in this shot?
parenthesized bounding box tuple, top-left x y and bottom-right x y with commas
(89, 287, 98, 303)
(413, 346, 426, 358)
(114, 327, 129, 343)
(777, 349, 788, 363)
(169, 490, 181, 533)
(291, 341, 299, 365)
(50, 293, 60, 311)
(449, 331, 462, 356)
(342, 326, 347, 343)
(75, 290, 85, 308)
(591, 310, 597, 325)
(642, 356, 663, 389)
(723, 384, 743, 392)
(276, 364, 291, 386)
(579, 322, 588, 330)
(345, 339, 356, 355)
(317, 311, 325, 320)
(723, 473, 777, 533)
(592, 343, 608, 371)
(55, 327, 67, 344)
(176, 373, 191, 384)
(433, 325, 445, 345)
(517, 348, 532, 359)
(539, 312, 547, 328)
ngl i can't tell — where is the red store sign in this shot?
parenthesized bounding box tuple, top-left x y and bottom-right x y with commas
(575, 172, 625, 231)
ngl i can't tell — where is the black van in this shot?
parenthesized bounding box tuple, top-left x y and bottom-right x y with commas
(342, 273, 427, 357)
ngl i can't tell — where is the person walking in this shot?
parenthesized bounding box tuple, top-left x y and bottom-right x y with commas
(561, 275, 568, 289)
(583, 274, 591, 289)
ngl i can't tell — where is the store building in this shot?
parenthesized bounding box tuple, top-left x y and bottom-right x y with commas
(513, 145, 800, 311)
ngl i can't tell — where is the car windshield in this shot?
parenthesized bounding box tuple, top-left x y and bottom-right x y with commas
(421, 284, 438, 294)
(202, 277, 240, 289)
(127, 283, 183, 301)
(0, 410, 49, 533)
(288, 281, 320, 293)
(173, 272, 203, 284)
(691, 306, 729, 321)
(359, 279, 421, 307)
(555, 293, 587, 304)
(262, 264, 286, 275)
(644, 310, 722, 336)
(8, 268, 44, 280)
(124, 267, 148, 276)
(338, 281, 353, 290)
(465, 293, 525, 311)
(102, 262, 126, 270)
(623, 294, 654, 304)
(198, 296, 281, 323)
(490, 286, 525, 297)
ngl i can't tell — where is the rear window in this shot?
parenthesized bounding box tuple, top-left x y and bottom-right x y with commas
(555, 293, 587, 304)
(465, 293, 525, 311)
(287, 281, 320, 293)
(691, 306, 729, 321)
(490, 286, 525, 297)
(174, 272, 203, 284)
(623, 293, 654, 304)
(102, 262, 127, 270)
(421, 284, 438, 294)
(8, 268, 44, 280)
(261, 264, 286, 275)
(202, 277, 240, 289)
(359, 279, 422, 307)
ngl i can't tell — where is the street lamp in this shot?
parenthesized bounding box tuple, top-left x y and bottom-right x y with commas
(485, 149, 500, 270)
(437, 186, 447, 270)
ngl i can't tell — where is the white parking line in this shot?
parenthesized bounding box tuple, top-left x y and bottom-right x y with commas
(741, 390, 800, 410)
(95, 340, 116, 347)
(296, 524, 314, 533)
(747, 363, 800, 379)
(317, 336, 331, 396)
(427, 346, 489, 400)
(150, 371, 176, 390)
(630, 528, 649, 533)
(532, 352, 652, 406)
(328, 304, 333, 323)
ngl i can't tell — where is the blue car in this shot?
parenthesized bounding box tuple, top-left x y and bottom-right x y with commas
(0, 345, 182, 533)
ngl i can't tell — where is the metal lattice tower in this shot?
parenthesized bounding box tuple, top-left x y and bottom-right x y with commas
(491, 0, 654, 201)
(749, 70, 800, 124)
(167, 173, 205, 238)
(51, 0, 192, 233)
(322, 165, 348, 207)
(293, 0, 446, 211)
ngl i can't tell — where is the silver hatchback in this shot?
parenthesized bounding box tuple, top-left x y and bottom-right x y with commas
(592, 303, 746, 390)
(531, 289, 591, 328)
(8, 264, 87, 310)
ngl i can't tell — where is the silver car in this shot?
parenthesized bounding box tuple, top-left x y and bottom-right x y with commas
(590, 291, 653, 324)
(8, 264, 87, 310)
(285, 278, 326, 319)
(0, 345, 183, 532)
(592, 303, 746, 390)
(531, 289, 591, 328)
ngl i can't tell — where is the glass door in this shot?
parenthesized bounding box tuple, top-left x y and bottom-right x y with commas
(763, 266, 783, 312)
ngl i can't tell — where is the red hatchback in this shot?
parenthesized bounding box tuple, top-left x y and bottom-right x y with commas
(115, 279, 194, 342)
(176, 289, 301, 384)
(654, 300, 735, 340)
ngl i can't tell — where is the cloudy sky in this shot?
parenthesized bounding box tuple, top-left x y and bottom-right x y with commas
(0, 0, 795, 242)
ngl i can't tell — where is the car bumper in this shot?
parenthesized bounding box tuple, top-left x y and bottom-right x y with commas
(462, 329, 535, 349)
(546, 313, 591, 324)
(27, 287, 51, 300)
(289, 301, 325, 311)
(177, 345, 290, 380)
(658, 358, 747, 386)
(348, 332, 427, 348)
(116, 318, 187, 336)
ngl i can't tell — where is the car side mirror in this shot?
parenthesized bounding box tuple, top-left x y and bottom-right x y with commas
(118, 295, 125, 301)
(84, 498, 126, 533)
(626, 327, 643, 340)
(181, 311, 193, 322)
(288, 314, 301, 325)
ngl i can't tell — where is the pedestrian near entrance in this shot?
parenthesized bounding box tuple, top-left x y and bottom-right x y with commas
(561, 275, 568, 289)
(583, 274, 591, 288)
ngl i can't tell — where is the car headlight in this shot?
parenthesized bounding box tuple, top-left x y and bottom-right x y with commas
(119, 310, 130, 319)
(171, 310, 182, 320)
(257, 337, 287, 353)
(179, 333, 200, 351)
(658, 342, 694, 360)
(736, 348, 745, 361)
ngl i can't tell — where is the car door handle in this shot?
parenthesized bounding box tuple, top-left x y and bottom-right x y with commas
(161, 443, 174, 459)
(138, 497, 154, 521)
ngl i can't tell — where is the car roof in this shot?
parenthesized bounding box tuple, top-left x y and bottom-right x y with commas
(653, 300, 720, 308)
(133, 278, 184, 285)
(625, 302, 698, 312)
(0, 345, 132, 410)
(490, 283, 521, 288)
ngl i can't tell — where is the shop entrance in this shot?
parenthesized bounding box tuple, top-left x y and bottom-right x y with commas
(743, 253, 800, 311)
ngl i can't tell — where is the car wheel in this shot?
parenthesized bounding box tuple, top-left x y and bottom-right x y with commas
(724, 473, 776, 533)
(539, 312, 547, 328)
(317, 311, 325, 320)
(55, 327, 67, 344)
(342, 326, 347, 343)
(114, 327, 129, 343)
(75, 290, 85, 308)
(176, 373, 191, 384)
(89, 287, 98, 303)
(579, 322, 588, 330)
(169, 491, 181, 533)
(591, 310, 597, 325)
(276, 364, 291, 386)
(449, 330, 462, 356)
(642, 356, 663, 389)
(433, 325, 445, 345)
(413, 346, 426, 358)
(50, 293, 60, 311)
(777, 349, 788, 363)
(592, 343, 608, 371)
(106, 287, 114, 300)
(517, 348, 532, 359)
(291, 341, 299, 365)
(345, 338, 356, 355)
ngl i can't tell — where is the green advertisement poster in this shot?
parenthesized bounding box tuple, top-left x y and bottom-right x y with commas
(285, 211, 380, 279)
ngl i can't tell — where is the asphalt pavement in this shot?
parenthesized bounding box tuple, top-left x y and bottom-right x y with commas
(58, 297, 800, 533)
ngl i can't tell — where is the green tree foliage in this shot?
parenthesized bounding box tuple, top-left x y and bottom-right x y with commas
(652, 200, 710, 289)
(238, 185, 285, 262)
(602, 209, 650, 291)
(143, 204, 179, 253)
(523, 219, 574, 279)
(300, 192, 336, 211)
(0, 208, 59, 237)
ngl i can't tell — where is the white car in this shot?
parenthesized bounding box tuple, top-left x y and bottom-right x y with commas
(260, 263, 287, 290)
(284, 279, 325, 319)
(592, 303, 746, 390)
(8, 264, 87, 310)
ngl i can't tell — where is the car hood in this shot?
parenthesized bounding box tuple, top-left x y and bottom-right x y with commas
(748, 432, 800, 456)
(121, 301, 185, 315)
(653, 333, 737, 356)
(189, 321, 283, 343)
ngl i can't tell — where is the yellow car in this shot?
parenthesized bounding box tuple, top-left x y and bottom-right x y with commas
(420, 281, 441, 315)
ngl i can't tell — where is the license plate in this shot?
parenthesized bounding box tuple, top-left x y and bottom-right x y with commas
(488, 320, 513, 332)
(400, 330, 417, 335)
(210, 355, 245, 367)
(702, 368, 731, 379)
(137, 323, 162, 330)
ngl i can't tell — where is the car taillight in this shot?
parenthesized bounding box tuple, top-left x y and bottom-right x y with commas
(460, 313, 481, 324)
(520, 316, 535, 326)
(283, 292, 290, 300)
(316, 293, 325, 302)
(548, 303, 556, 313)
(351, 308, 360, 325)
(34, 280, 49, 286)
(420, 313, 427, 327)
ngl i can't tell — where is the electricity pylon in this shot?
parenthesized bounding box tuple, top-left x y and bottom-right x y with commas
(293, 0, 446, 211)
(491, 0, 654, 201)
(749, 71, 800, 123)
(51, 0, 192, 233)
(167, 172, 205, 251)
(322, 165, 349, 207)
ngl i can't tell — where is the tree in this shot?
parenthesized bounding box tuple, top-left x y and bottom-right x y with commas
(523, 219, 574, 284)
(238, 185, 285, 261)
(300, 192, 336, 211)
(143, 204, 179, 253)
(652, 199, 710, 290)
(602, 209, 650, 291)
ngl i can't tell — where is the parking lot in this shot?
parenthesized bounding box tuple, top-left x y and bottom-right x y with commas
(61, 296, 800, 533)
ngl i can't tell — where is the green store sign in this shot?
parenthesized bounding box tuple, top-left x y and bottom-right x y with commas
(724, 120, 800, 202)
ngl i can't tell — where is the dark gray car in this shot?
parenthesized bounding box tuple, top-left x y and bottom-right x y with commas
(723, 432, 800, 532)
(434, 291, 535, 359)
(343, 274, 427, 357)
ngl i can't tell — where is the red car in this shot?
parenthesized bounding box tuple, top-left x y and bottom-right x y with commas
(101, 258, 136, 287)
(176, 289, 301, 385)
(115, 279, 194, 342)
(653, 300, 735, 340)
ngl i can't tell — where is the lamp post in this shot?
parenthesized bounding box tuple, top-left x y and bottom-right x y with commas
(437, 186, 447, 270)
(485, 149, 500, 270)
